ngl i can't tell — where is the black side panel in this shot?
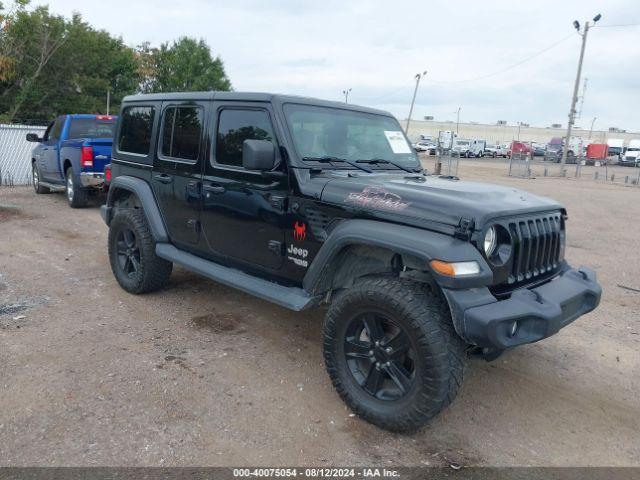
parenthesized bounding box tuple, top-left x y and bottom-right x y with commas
(302, 219, 493, 293)
(105, 176, 168, 243)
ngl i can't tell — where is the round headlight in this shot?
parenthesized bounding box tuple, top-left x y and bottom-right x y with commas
(484, 226, 497, 256)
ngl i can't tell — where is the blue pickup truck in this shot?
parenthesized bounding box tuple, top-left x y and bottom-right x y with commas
(27, 114, 116, 207)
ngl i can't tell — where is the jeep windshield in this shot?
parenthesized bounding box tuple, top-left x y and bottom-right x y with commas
(283, 103, 420, 171)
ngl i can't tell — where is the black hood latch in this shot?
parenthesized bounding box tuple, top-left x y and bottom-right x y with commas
(454, 217, 475, 241)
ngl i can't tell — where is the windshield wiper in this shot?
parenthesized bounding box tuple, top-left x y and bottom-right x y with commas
(301, 156, 373, 173)
(357, 158, 421, 174)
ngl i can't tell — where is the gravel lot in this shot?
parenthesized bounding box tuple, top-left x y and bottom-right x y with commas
(0, 161, 638, 467)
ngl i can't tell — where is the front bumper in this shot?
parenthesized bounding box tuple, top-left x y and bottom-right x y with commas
(444, 266, 601, 350)
(80, 172, 105, 187)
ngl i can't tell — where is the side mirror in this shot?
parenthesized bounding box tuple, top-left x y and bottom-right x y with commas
(26, 133, 42, 142)
(242, 139, 276, 171)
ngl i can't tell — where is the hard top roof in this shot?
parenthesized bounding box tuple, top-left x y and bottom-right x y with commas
(121, 91, 392, 116)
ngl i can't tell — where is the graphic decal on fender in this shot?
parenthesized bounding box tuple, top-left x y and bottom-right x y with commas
(345, 186, 410, 212)
(287, 244, 309, 268)
(293, 221, 307, 242)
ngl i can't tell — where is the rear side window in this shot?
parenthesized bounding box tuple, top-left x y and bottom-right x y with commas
(160, 106, 203, 161)
(216, 109, 275, 167)
(118, 106, 155, 155)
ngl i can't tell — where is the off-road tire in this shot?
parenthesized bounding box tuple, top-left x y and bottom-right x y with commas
(66, 168, 88, 208)
(323, 277, 466, 432)
(32, 163, 50, 194)
(108, 208, 173, 294)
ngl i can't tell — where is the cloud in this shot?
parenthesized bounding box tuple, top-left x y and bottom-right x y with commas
(34, 0, 640, 131)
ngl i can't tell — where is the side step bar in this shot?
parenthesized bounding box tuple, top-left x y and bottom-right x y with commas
(155, 243, 319, 311)
(39, 181, 66, 192)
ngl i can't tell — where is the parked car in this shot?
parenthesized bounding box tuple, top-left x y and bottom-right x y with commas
(483, 144, 504, 157)
(101, 91, 601, 432)
(452, 138, 472, 157)
(532, 144, 546, 157)
(413, 140, 437, 155)
(27, 114, 116, 207)
(469, 139, 486, 158)
(607, 138, 624, 159)
(508, 141, 532, 158)
(543, 137, 580, 164)
(620, 139, 640, 167)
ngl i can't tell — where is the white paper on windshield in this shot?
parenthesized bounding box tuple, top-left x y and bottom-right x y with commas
(384, 131, 412, 154)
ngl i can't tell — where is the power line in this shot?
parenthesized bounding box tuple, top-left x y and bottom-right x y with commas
(427, 33, 576, 84)
(366, 31, 577, 104)
(592, 23, 640, 28)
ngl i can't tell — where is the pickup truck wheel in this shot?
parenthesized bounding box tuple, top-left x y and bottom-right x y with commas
(108, 209, 173, 294)
(323, 277, 466, 432)
(66, 168, 88, 208)
(32, 163, 50, 194)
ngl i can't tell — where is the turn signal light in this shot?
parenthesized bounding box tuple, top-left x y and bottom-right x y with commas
(430, 260, 480, 277)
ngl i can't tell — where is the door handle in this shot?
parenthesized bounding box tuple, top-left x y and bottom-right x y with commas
(153, 173, 173, 184)
(203, 184, 226, 194)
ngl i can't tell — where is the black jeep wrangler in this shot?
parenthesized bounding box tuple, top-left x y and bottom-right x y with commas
(101, 92, 602, 432)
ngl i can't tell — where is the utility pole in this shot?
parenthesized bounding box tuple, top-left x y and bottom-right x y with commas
(455, 107, 461, 134)
(405, 70, 427, 134)
(106, 89, 110, 115)
(517, 122, 522, 141)
(342, 88, 352, 103)
(561, 14, 601, 171)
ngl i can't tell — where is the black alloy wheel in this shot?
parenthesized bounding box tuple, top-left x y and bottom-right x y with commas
(115, 227, 141, 279)
(344, 312, 416, 401)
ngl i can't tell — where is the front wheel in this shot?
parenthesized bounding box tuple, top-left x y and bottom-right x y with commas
(323, 277, 466, 432)
(108, 208, 173, 294)
(66, 168, 88, 208)
(32, 163, 50, 194)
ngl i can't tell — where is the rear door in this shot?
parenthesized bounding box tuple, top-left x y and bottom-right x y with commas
(151, 101, 207, 248)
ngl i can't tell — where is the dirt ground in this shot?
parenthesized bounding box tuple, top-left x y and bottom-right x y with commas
(0, 160, 638, 467)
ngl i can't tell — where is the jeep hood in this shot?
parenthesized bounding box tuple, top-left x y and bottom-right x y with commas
(320, 173, 563, 230)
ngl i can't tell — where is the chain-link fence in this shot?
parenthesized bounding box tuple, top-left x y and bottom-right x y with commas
(0, 124, 47, 186)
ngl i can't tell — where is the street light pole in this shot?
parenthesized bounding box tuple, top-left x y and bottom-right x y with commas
(588, 117, 597, 140)
(405, 70, 427, 134)
(455, 107, 461, 134)
(561, 14, 601, 172)
(342, 88, 352, 103)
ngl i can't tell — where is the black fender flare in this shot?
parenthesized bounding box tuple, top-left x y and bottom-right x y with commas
(102, 176, 169, 243)
(302, 219, 493, 294)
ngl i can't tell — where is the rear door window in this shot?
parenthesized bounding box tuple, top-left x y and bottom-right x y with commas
(117, 106, 155, 156)
(160, 106, 203, 161)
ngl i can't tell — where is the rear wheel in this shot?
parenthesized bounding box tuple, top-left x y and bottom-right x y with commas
(32, 163, 50, 194)
(323, 277, 466, 432)
(66, 168, 88, 208)
(108, 208, 172, 294)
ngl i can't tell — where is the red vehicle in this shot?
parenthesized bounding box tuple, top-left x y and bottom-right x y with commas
(507, 141, 532, 158)
(586, 143, 608, 159)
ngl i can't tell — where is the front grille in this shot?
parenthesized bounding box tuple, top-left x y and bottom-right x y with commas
(507, 213, 564, 285)
(625, 156, 636, 162)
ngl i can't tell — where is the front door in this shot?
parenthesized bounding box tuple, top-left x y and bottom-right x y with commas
(200, 103, 287, 271)
(42, 116, 64, 181)
(151, 102, 207, 249)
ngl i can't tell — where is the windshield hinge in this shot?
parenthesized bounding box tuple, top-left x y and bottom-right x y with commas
(454, 217, 475, 241)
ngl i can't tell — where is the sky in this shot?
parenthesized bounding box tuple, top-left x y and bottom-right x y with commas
(36, 0, 640, 132)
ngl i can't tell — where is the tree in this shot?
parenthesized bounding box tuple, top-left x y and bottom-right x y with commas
(144, 37, 232, 93)
(0, 2, 138, 122)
